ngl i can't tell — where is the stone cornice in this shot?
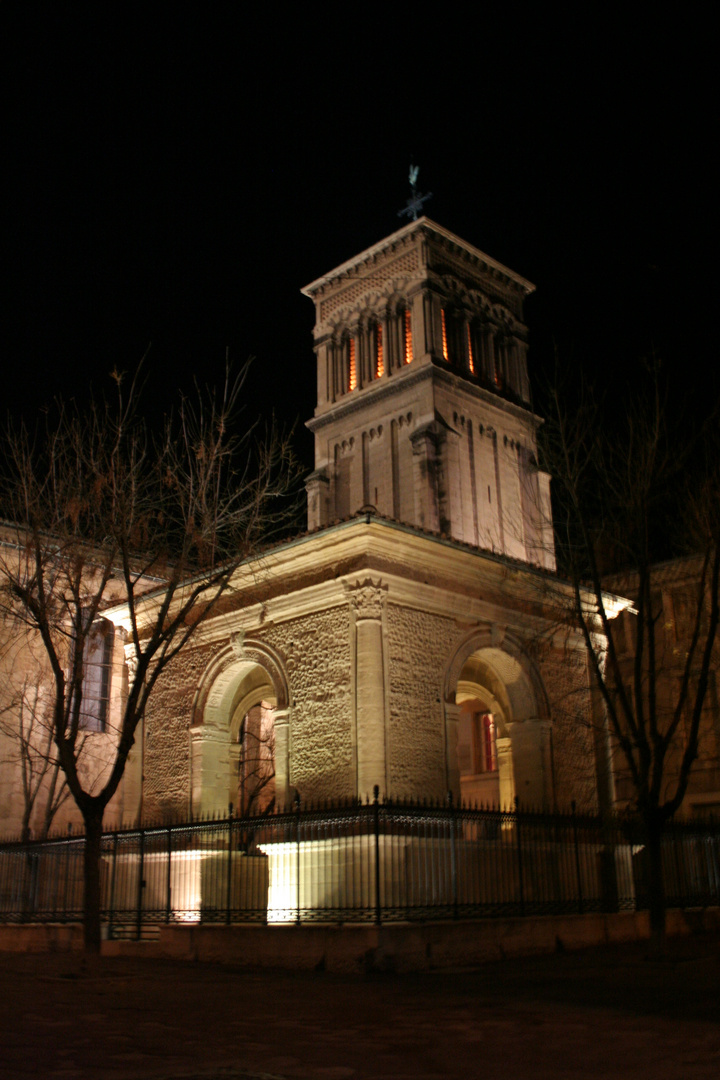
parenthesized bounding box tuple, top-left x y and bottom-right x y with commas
(112, 515, 627, 642)
(306, 362, 432, 431)
(301, 217, 535, 301)
(306, 360, 540, 433)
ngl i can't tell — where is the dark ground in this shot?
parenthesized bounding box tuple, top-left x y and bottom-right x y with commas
(2, 936, 719, 1079)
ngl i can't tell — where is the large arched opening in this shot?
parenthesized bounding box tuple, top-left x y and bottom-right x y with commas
(190, 636, 290, 817)
(445, 630, 553, 810)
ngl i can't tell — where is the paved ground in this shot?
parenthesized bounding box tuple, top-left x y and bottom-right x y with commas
(1, 935, 720, 1079)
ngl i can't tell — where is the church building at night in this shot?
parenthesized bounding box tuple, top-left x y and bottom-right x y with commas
(0, 218, 615, 838)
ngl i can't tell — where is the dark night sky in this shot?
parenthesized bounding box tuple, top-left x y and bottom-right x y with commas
(2, 3, 716, 473)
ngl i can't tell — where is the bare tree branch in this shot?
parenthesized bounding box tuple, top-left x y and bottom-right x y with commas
(540, 357, 720, 953)
(0, 359, 300, 949)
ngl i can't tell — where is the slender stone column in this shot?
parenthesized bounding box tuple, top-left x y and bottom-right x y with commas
(347, 580, 388, 799)
(273, 708, 291, 811)
(496, 735, 515, 810)
(444, 703, 461, 801)
(189, 725, 204, 817)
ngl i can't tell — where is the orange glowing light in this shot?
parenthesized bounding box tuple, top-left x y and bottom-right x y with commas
(404, 309, 413, 364)
(467, 326, 475, 374)
(441, 309, 449, 362)
(348, 339, 357, 391)
(493, 354, 502, 388)
(376, 324, 384, 378)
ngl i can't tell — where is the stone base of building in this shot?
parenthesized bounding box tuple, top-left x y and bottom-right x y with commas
(2, 908, 719, 971)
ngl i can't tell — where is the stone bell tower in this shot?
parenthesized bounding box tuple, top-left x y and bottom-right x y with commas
(302, 217, 555, 570)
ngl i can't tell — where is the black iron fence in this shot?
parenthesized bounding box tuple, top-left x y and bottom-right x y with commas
(1, 794, 719, 935)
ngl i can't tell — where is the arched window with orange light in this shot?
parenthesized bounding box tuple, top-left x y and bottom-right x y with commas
(458, 699, 498, 776)
(341, 331, 357, 393)
(402, 306, 413, 365)
(440, 306, 465, 368)
(374, 321, 384, 379)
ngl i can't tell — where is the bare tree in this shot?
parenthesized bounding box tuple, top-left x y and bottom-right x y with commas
(0, 363, 297, 951)
(542, 362, 720, 953)
(236, 701, 276, 817)
(0, 675, 74, 843)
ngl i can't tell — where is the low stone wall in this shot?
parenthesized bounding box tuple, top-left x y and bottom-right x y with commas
(2, 909, 720, 970)
(0, 923, 84, 953)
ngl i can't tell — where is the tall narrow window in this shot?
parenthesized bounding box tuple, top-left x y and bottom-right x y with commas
(375, 324, 384, 379)
(404, 308, 413, 364)
(467, 325, 475, 375)
(441, 309, 449, 361)
(79, 618, 114, 732)
(348, 338, 357, 391)
(493, 337, 503, 388)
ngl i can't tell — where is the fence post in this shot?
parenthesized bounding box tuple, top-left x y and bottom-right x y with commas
(571, 800, 584, 914)
(165, 826, 172, 925)
(107, 831, 119, 939)
(448, 791, 458, 919)
(373, 786, 382, 926)
(514, 797, 525, 917)
(62, 824, 72, 920)
(295, 791, 301, 925)
(226, 804, 234, 926)
(135, 827, 145, 942)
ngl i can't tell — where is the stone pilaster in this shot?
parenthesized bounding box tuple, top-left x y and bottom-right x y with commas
(305, 468, 329, 530)
(346, 579, 388, 799)
(410, 421, 443, 533)
(506, 718, 553, 810)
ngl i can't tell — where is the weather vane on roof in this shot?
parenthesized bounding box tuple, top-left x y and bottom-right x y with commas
(398, 164, 432, 221)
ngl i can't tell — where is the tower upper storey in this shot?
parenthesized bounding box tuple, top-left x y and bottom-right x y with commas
(302, 219, 555, 570)
(302, 217, 535, 412)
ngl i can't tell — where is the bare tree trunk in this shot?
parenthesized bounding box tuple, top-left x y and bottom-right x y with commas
(82, 808, 104, 954)
(20, 804, 32, 845)
(645, 817, 666, 958)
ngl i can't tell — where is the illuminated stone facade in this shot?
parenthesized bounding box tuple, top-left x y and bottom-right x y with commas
(0, 220, 618, 838)
(123, 221, 599, 822)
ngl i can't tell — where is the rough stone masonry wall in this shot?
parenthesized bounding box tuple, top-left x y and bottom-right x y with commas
(536, 645, 599, 813)
(262, 606, 354, 803)
(385, 603, 456, 800)
(142, 642, 215, 821)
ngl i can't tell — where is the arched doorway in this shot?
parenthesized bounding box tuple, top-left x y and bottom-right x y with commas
(190, 637, 290, 817)
(455, 652, 510, 808)
(445, 631, 552, 810)
(233, 699, 275, 816)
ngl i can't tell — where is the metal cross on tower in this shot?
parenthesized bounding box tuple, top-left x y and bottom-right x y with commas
(398, 165, 432, 221)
